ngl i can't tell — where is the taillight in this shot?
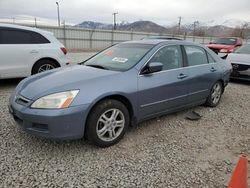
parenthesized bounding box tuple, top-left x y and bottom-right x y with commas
(60, 47, 67, 55)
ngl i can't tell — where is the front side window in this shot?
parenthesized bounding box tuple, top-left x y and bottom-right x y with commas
(149, 45, 183, 70)
(84, 43, 153, 71)
(184, 46, 208, 66)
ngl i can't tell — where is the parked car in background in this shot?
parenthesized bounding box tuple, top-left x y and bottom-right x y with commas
(207, 37, 243, 58)
(226, 44, 250, 81)
(9, 40, 231, 147)
(0, 23, 69, 79)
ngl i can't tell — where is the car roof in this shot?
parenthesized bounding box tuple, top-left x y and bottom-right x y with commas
(0, 23, 53, 35)
(123, 39, 202, 47)
(142, 36, 183, 41)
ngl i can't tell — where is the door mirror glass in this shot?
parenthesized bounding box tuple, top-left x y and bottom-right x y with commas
(142, 62, 163, 74)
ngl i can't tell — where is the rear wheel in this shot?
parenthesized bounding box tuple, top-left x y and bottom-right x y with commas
(205, 81, 223, 107)
(85, 99, 129, 147)
(32, 60, 58, 75)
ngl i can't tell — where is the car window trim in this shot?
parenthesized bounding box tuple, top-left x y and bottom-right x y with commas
(139, 44, 184, 75)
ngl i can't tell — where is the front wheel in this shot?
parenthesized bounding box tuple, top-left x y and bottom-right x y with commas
(205, 81, 223, 107)
(85, 99, 129, 147)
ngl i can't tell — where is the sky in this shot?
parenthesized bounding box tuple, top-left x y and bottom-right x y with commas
(0, 0, 250, 26)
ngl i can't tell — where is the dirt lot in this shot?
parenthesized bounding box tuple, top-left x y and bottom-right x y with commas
(0, 53, 249, 187)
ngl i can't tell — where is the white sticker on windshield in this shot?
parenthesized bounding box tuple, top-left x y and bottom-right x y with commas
(112, 57, 128, 63)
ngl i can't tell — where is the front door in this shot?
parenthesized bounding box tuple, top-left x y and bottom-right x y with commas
(138, 45, 189, 119)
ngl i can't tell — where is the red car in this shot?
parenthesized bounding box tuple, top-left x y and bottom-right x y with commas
(207, 37, 243, 58)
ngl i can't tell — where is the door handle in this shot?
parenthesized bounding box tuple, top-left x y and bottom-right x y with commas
(210, 67, 217, 72)
(30, 50, 38, 54)
(177, 73, 188, 79)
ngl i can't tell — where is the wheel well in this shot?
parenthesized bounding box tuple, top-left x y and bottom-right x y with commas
(87, 95, 135, 127)
(217, 79, 225, 93)
(32, 58, 60, 74)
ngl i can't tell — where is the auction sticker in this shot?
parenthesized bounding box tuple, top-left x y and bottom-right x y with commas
(112, 57, 128, 63)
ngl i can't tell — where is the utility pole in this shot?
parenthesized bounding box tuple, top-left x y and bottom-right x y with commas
(34, 17, 37, 27)
(56, 2, 61, 27)
(12, 17, 15, 23)
(178, 16, 182, 35)
(193, 21, 199, 36)
(112, 12, 118, 30)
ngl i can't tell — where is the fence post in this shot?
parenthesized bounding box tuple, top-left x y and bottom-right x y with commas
(89, 29, 95, 49)
(63, 23, 67, 48)
(111, 30, 114, 45)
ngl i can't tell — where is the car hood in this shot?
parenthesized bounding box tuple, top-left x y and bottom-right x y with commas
(227, 53, 250, 65)
(207, 44, 234, 49)
(19, 65, 120, 100)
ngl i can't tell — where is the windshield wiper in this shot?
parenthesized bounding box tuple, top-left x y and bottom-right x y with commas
(85, 64, 109, 70)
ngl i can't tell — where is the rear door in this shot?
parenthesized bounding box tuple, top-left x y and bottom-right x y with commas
(0, 28, 41, 78)
(138, 45, 189, 119)
(183, 45, 221, 103)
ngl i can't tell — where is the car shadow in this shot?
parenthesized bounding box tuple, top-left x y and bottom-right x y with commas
(230, 79, 250, 86)
(0, 78, 24, 87)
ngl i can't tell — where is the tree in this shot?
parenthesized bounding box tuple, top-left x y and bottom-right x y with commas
(231, 23, 250, 39)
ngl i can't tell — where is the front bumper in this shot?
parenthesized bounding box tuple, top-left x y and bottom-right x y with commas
(230, 63, 250, 81)
(9, 97, 89, 140)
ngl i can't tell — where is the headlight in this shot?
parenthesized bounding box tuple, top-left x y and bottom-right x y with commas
(220, 49, 229, 53)
(31, 90, 79, 109)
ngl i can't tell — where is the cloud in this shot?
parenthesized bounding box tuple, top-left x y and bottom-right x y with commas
(0, 0, 249, 25)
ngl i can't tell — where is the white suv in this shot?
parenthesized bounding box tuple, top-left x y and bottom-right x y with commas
(0, 23, 69, 79)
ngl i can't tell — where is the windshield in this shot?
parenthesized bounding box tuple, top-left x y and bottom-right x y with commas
(234, 44, 250, 54)
(84, 43, 153, 71)
(212, 38, 237, 45)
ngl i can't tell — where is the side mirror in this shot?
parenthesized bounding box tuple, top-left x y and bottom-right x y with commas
(141, 62, 163, 74)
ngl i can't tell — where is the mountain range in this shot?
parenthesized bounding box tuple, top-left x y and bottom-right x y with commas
(75, 20, 250, 37)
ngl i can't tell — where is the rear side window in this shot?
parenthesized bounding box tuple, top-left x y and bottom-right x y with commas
(207, 52, 216, 63)
(184, 46, 208, 66)
(149, 45, 183, 70)
(31, 32, 50, 44)
(0, 28, 50, 44)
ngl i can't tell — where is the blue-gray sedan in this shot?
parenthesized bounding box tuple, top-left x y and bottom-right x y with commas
(9, 40, 232, 147)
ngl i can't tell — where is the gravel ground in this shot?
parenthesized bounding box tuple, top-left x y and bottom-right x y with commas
(0, 53, 249, 187)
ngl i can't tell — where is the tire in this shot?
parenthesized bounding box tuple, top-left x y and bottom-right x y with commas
(85, 99, 130, 147)
(205, 81, 223, 107)
(32, 60, 58, 75)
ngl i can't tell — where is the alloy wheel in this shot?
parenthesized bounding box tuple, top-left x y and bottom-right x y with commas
(38, 64, 55, 73)
(211, 83, 222, 105)
(96, 108, 125, 142)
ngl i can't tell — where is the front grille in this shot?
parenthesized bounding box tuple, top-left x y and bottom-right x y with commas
(32, 123, 48, 132)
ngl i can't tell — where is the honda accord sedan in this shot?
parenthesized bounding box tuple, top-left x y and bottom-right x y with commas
(9, 40, 231, 147)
